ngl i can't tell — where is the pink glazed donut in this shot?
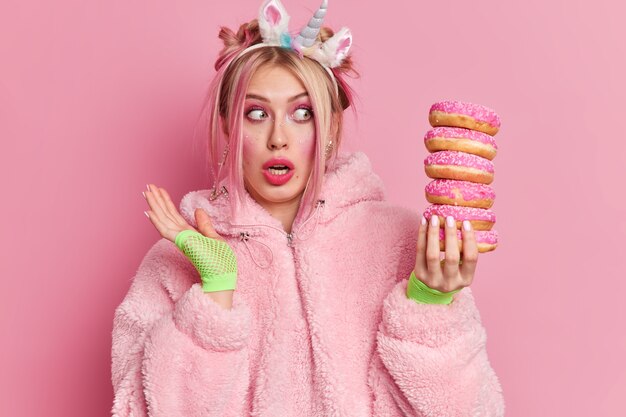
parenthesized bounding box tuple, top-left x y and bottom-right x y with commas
(425, 179, 495, 209)
(437, 229, 498, 253)
(424, 151, 494, 184)
(423, 204, 495, 231)
(429, 100, 501, 136)
(424, 127, 498, 160)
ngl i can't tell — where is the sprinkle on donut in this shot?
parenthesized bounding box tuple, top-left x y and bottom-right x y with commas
(424, 151, 494, 173)
(425, 179, 495, 208)
(424, 127, 498, 148)
(424, 204, 496, 222)
(424, 127, 498, 159)
(423, 204, 496, 230)
(429, 100, 501, 136)
(437, 229, 499, 253)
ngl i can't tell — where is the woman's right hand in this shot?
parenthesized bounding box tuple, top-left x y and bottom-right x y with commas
(143, 183, 224, 243)
(144, 184, 236, 307)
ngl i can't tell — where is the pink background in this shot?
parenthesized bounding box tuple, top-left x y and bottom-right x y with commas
(1, 0, 625, 415)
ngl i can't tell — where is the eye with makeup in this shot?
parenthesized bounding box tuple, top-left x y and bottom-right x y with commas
(245, 106, 269, 122)
(290, 106, 314, 123)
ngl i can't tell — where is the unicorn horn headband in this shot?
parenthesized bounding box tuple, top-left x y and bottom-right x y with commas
(227, 0, 353, 94)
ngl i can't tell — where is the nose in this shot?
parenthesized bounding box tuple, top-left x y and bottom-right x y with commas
(267, 115, 288, 150)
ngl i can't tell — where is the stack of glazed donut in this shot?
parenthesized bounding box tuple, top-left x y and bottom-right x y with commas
(423, 100, 500, 253)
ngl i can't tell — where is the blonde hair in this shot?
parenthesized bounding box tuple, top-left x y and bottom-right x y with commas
(197, 19, 357, 220)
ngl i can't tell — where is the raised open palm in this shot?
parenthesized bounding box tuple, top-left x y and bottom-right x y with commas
(142, 184, 223, 243)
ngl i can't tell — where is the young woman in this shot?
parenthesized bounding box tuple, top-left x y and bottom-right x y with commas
(111, 1, 505, 415)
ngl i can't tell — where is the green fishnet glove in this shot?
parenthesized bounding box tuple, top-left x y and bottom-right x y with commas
(174, 229, 238, 292)
(406, 270, 462, 305)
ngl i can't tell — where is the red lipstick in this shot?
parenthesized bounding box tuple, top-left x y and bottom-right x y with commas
(262, 158, 295, 186)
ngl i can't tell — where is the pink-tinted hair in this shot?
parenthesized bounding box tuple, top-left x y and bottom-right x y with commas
(196, 29, 355, 221)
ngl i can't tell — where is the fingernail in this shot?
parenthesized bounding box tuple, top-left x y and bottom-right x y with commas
(430, 214, 439, 227)
(463, 220, 471, 231)
(421, 216, 427, 226)
(146, 184, 150, 191)
(446, 216, 455, 228)
(144, 211, 150, 218)
(142, 191, 146, 199)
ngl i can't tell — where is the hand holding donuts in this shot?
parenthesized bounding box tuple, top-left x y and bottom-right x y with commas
(410, 100, 499, 302)
(414, 214, 478, 293)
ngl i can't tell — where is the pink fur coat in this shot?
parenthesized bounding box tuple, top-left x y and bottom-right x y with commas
(111, 151, 505, 416)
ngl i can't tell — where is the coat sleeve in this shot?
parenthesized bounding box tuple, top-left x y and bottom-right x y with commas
(111, 239, 252, 417)
(369, 279, 505, 417)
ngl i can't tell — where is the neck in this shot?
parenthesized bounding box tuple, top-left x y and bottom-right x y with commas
(261, 197, 302, 234)
(243, 181, 307, 233)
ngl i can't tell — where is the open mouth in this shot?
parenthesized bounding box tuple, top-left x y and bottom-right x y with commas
(267, 165, 291, 175)
(263, 164, 295, 186)
(262, 158, 295, 185)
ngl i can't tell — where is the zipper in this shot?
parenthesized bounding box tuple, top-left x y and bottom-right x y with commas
(235, 198, 323, 411)
(234, 199, 325, 267)
(288, 199, 325, 247)
(234, 199, 325, 247)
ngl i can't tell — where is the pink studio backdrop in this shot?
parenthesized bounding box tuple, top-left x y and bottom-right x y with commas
(1, 0, 624, 416)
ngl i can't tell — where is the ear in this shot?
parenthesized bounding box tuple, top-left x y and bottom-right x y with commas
(335, 31, 352, 59)
(313, 27, 352, 68)
(326, 27, 352, 67)
(258, 0, 290, 45)
(263, 0, 283, 25)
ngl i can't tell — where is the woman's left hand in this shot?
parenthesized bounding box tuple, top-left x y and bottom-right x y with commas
(414, 215, 479, 293)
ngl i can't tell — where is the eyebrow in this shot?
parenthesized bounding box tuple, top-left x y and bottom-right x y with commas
(245, 92, 309, 102)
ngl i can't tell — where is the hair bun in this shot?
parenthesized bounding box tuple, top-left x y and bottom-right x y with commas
(215, 20, 262, 71)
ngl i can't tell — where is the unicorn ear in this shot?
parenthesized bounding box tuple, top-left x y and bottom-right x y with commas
(258, 0, 290, 45)
(313, 27, 352, 67)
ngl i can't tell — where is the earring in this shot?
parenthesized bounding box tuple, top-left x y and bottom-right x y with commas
(218, 143, 229, 166)
(324, 140, 334, 158)
(210, 144, 230, 201)
(209, 185, 228, 201)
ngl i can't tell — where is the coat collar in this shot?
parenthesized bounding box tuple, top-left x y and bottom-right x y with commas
(178, 151, 386, 238)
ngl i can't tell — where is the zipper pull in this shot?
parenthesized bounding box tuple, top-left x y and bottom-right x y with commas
(286, 232, 294, 247)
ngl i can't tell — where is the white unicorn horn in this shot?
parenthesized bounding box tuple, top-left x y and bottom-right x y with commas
(293, 0, 328, 49)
